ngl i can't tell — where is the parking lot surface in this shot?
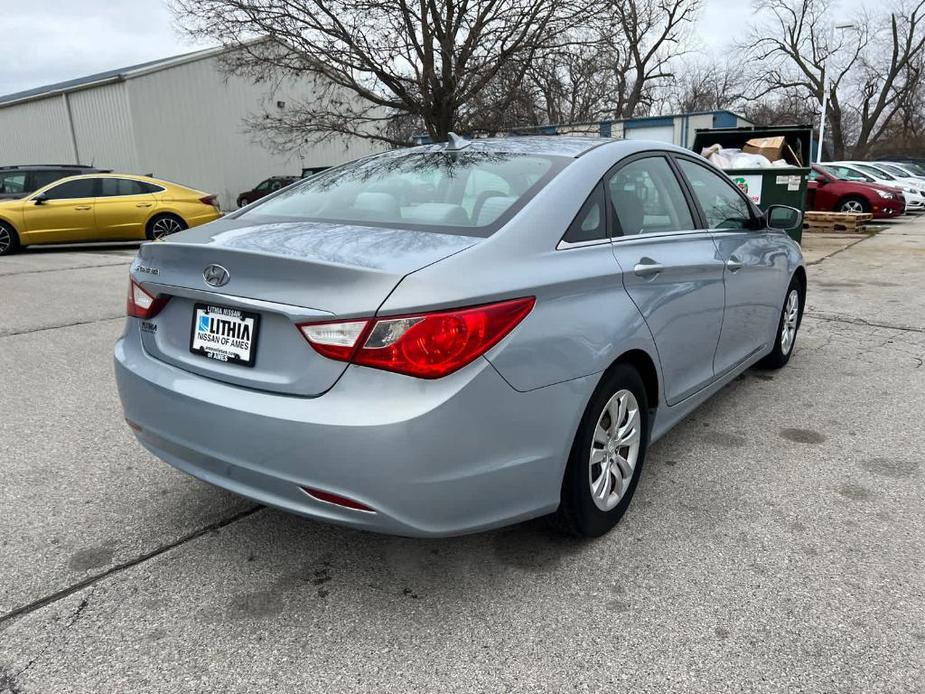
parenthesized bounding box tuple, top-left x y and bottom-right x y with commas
(0, 227, 923, 693)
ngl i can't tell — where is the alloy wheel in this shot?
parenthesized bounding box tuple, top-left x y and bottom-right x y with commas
(841, 200, 864, 213)
(589, 389, 641, 511)
(151, 217, 184, 239)
(780, 289, 800, 354)
(0, 226, 10, 254)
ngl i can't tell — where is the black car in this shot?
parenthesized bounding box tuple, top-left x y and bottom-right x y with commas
(0, 164, 111, 200)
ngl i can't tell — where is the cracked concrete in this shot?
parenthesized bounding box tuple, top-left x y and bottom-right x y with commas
(0, 222, 923, 692)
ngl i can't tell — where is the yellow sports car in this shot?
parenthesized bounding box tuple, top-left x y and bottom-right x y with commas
(0, 173, 222, 255)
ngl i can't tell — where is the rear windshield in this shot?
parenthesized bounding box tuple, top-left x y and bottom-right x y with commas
(237, 150, 570, 237)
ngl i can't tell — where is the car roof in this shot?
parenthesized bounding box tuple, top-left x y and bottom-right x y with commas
(0, 164, 106, 171)
(409, 135, 617, 158)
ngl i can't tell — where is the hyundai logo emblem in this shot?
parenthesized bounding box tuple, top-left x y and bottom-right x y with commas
(203, 264, 230, 287)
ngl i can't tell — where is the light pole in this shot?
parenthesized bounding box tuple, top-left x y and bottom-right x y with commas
(817, 22, 855, 163)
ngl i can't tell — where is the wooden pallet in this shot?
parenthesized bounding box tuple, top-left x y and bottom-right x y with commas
(803, 211, 874, 233)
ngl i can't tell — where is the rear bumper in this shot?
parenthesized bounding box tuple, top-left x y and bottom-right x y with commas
(114, 325, 592, 537)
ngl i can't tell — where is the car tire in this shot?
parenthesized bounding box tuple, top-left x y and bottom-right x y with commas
(237, 198, 248, 209)
(757, 276, 804, 370)
(146, 214, 188, 241)
(0, 221, 20, 256)
(838, 196, 870, 214)
(552, 363, 649, 538)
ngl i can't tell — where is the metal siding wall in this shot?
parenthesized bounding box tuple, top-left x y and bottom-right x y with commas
(688, 114, 715, 151)
(68, 82, 140, 171)
(126, 56, 383, 209)
(0, 96, 75, 164)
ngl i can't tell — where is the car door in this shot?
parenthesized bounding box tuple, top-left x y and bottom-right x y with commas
(607, 154, 726, 405)
(20, 178, 97, 244)
(805, 168, 837, 210)
(674, 156, 786, 376)
(95, 177, 158, 239)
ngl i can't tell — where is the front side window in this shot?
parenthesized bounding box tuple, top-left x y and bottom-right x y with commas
(100, 178, 146, 197)
(607, 156, 694, 236)
(677, 159, 752, 230)
(0, 173, 26, 194)
(239, 151, 568, 236)
(42, 178, 96, 200)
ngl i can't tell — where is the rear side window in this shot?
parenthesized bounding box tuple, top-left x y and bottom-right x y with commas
(677, 160, 752, 230)
(607, 156, 694, 235)
(240, 151, 569, 237)
(562, 183, 607, 244)
(100, 178, 147, 197)
(0, 173, 26, 194)
(43, 178, 96, 200)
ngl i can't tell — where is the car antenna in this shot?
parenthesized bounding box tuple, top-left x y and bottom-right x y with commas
(445, 132, 471, 151)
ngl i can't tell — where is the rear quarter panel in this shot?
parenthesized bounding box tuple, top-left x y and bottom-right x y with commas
(378, 141, 663, 397)
(154, 186, 222, 229)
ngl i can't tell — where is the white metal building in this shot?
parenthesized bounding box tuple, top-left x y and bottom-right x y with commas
(0, 47, 383, 209)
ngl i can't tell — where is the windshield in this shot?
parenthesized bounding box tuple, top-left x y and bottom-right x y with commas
(238, 150, 570, 237)
(821, 165, 872, 182)
(855, 163, 895, 180)
(899, 162, 925, 176)
(877, 163, 908, 177)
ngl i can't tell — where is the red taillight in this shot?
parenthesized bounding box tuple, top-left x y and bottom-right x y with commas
(126, 279, 169, 319)
(298, 297, 535, 379)
(199, 195, 218, 207)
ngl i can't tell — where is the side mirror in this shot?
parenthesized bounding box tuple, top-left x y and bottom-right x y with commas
(815, 177, 827, 186)
(766, 204, 802, 231)
(32, 192, 47, 205)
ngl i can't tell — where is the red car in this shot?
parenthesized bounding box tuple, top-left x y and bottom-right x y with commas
(807, 165, 905, 218)
(236, 175, 299, 208)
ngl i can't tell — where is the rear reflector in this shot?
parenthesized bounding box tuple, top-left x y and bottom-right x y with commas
(297, 297, 535, 379)
(303, 487, 375, 512)
(126, 278, 169, 319)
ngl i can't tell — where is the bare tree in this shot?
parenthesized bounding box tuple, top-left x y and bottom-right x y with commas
(172, 0, 585, 148)
(603, 0, 703, 117)
(745, 0, 925, 158)
(661, 57, 746, 114)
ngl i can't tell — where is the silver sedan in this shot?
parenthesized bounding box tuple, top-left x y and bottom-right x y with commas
(115, 136, 805, 537)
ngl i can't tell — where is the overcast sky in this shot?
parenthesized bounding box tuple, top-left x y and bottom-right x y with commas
(0, 0, 867, 97)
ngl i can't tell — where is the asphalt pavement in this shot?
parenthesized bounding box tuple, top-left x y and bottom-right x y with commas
(0, 227, 922, 693)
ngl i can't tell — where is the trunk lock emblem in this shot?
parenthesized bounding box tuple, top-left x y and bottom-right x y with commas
(203, 264, 230, 287)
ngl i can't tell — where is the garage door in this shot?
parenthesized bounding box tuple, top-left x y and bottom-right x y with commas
(624, 125, 675, 144)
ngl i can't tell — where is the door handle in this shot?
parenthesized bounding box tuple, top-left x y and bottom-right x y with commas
(726, 256, 743, 273)
(633, 260, 665, 277)
(136, 203, 153, 208)
(74, 206, 91, 211)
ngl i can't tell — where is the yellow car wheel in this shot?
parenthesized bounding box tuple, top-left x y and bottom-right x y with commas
(146, 214, 187, 241)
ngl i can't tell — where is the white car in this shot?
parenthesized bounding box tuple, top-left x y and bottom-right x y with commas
(881, 161, 925, 182)
(831, 161, 925, 212)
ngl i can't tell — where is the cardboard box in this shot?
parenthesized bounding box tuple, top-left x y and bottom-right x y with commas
(743, 136, 785, 162)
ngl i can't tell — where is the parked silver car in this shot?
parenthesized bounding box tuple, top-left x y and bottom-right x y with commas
(115, 136, 805, 538)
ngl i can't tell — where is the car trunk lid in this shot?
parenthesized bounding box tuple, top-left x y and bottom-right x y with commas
(132, 219, 478, 396)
